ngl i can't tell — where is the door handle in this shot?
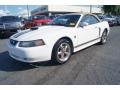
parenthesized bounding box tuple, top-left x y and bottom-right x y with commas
(95, 26, 98, 28)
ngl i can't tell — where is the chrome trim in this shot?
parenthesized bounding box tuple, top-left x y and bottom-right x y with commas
(74, 37, 100, 48)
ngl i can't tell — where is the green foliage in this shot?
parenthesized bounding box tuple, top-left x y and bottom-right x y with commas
(103, 5, 120, 15)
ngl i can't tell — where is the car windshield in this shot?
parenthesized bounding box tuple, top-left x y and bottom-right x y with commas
(0, 16, 21, 22)
(49, 15, 80, 27)
(33, 15, 46, 20)
(105, 15, 112, 18)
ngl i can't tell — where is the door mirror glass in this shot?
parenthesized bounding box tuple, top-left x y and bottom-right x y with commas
(79, 22, 89, 27)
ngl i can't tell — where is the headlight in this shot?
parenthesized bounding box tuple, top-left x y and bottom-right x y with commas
(15, 22, 24, 28)
(19, 23, 24, 27)
(19, 39, 45, 47)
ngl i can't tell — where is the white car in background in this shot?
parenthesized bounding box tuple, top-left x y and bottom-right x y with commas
(7, 13, 110, 64)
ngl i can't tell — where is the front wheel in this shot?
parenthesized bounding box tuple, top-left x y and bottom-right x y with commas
(52, 39, 72, 64)
(99, 31, 108, 44)
(0, 32, 4, 39)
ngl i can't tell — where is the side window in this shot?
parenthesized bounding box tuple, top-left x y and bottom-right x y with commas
(89, 15, 99, 24)
(79, 15, 99, 26)
(80, 15, 90, 26)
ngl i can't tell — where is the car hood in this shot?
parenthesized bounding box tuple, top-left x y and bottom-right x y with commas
(0, 21, 20, 24)
(10, 26, 72, 41)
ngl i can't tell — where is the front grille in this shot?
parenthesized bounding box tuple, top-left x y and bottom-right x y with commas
(5, 23, 11, 27)
(10, 39, 18, 46)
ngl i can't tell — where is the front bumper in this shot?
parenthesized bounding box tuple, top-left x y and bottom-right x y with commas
(7, 41, 51, 63)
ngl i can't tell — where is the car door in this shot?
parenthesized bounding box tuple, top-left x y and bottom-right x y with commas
(76, 15, 100, 46)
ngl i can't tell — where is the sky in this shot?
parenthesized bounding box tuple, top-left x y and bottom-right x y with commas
(0, 5, 101, 17)
(0, 5, 40, 16)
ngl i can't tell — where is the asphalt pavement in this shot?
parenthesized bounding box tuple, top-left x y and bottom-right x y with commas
(0, 26, 120, 85)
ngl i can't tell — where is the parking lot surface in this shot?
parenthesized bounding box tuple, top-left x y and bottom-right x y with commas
(0, 26, 120, 85)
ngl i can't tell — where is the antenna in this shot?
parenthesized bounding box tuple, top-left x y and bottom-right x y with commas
(90, 5, 92, 13)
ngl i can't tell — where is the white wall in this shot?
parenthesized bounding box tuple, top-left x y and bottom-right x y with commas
(48, 5, 102, 13)
(31, 5, 103, 15)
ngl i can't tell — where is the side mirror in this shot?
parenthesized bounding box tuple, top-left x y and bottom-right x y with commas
(79, 22, 89, 27)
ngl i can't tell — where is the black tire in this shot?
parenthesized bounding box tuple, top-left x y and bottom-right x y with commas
(99, 30, 108, 45)
(51, 39, 72, 64)
(0, 33, 4, 39)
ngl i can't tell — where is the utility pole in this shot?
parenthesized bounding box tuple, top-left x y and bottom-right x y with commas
(90, 5, 92, 13)
(27, 5, 29, 18)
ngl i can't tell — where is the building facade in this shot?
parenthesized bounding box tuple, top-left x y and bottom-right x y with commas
(31, 5, 103, 16)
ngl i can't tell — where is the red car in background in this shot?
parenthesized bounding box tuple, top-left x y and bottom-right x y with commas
(24, 15, 51, 29)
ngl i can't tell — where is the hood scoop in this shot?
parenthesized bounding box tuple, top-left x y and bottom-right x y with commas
(30, 26, 39, 30)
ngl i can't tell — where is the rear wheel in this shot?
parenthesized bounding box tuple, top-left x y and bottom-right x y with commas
(52, 39, 72, 64)
(99, 30, 108, 44)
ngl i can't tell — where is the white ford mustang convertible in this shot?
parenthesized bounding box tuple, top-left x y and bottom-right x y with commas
(7, 13, 110, 64)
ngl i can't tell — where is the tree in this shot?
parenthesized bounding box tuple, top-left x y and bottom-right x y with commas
(115, 6, 120, 15)
(103, 5, 120, 15)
